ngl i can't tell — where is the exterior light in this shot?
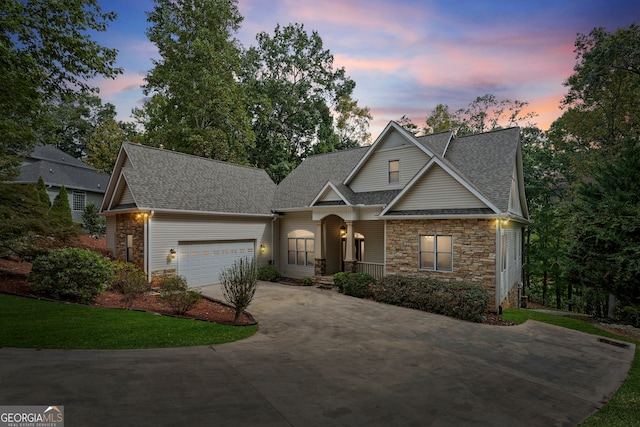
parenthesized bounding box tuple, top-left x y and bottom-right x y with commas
(260, 244, 265, 254)
(169, 248, 176, 259)
(340, 225, 346, 237)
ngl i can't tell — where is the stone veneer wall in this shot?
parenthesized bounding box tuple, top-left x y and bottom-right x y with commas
(115, 213, 145, 270)
(386, 219, 499, 311)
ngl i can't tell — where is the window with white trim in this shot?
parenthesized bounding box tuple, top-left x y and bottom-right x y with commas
(287, 230, 315, 266)
(389, 160, 399, 183)
(72, 190, 86, 212)
(419, 235, 453, 271)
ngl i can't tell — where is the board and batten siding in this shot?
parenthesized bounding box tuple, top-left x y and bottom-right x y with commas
(150, 213, 272, 276)
(349, 145, 430, 193)
(508, 166, 523, 216)
(277, 211, 316, 278)
(393, 165, 487, 211)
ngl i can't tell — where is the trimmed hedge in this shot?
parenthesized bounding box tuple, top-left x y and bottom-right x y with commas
(333, 272, 376, 298)
(257, 265, 280, 282)
(369, 276, 489, 322)
(27, 247, 114, 304)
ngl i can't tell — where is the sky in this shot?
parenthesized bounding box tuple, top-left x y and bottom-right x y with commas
(92, 0, 640, 140)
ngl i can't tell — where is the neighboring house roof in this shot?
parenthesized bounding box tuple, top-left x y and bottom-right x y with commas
(103, 143, 277, 216)
(11, 144, 109, 193)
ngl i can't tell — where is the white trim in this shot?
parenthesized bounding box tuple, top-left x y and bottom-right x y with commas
(441, 131, 455, 157)
(309, 182, 352, 206)
(344, 121, 435, 185)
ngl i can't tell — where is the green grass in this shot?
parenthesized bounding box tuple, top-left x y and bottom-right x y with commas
(502, 309, 640, 426)
(0, 293, 257, 349)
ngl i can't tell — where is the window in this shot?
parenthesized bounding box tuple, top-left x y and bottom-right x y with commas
(288, 237, 315, 266)
(389, 160, 399, 183)
(419, 235, 453, 271)
(72, 190, 86, 212)
(125, 234, 134, 262)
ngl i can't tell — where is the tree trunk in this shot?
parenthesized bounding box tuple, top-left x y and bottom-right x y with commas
(567, 283, 573, 312)
(542, 270, 548, 306)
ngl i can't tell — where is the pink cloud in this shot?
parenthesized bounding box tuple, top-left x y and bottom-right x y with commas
(94, 73, 146, 97)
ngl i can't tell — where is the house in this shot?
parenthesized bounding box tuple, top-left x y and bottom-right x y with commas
(11, 145, 110, 223)
(101, 121, 528, 311)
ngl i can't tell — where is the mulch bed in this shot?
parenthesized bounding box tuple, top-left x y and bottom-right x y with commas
(0, 241, 254, 326)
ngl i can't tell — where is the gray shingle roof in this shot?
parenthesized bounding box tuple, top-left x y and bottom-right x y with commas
(415, 131, 454, 157)
(442, 127, 520, 212)
(272, 147, 368, 209)
(11, 145, 109, 193)
(120, 143, 276, 215)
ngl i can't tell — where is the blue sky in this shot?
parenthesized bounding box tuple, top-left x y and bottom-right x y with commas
(92, 0, 640, 139)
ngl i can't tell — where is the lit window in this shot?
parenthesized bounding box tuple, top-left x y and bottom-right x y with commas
(389, 160, 399, 183)
(288, 237, 315, 266)
(72, 191, 86, 212)
(419, 235, 453, 271)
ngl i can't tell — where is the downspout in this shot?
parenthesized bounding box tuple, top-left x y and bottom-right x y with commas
(495, 216, 501, 313)
(271, 214, 278, 266)
(147, 210, 154, 283)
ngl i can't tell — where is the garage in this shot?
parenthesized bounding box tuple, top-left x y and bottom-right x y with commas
(178, 241, 255, 287)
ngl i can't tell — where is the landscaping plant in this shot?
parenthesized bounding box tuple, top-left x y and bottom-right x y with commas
(257, 265, 280, 282)
(159, 275, 201, 315)
(109, 261, 150, 308)
(220, 257, 257, 324)
(27, 247, 114, 304)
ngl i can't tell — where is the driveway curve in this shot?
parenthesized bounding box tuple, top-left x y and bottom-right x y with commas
(0, 282, 634, 426)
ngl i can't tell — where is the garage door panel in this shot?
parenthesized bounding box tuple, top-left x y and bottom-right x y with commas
(178, 241, 255, 287)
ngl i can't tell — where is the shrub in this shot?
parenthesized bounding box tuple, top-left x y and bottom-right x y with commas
(82, 202, 106, 235)
(616, 304, 640, 328)
(332, 272, 349, 291)
(220, 257, 257, 324)
(27, 247, 114, 304)
(159, 275, 201, 315)
(109, 261, 150, 308)
(257, 265, 280, 282)
(340, 273, 376, 298)
(369, 276, 489, 322)
(302, 276, 314, 286)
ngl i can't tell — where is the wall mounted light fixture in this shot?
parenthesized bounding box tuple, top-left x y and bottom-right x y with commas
(169, 248, 176, 259)
(340, 225, 346, 237)
(260, 244, 266, 254)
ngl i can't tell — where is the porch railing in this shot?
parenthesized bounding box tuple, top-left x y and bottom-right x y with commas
(355, 262, 385, 279)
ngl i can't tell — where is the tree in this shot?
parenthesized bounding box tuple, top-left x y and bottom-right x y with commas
(36, 176, 50, 208)
(137, 0, 253, 163)
(51, 186, 73, 226)
(455, 94, 537, 136)
(85, 118, 126, 174)
(424, 104, 459, 134)
(220, 257, 257, 324)
(82, 202, 106, 235)
(37, 93, 117, 158)
(565, 138, 640, 315)
(556, 24, 640, 174)
(242, 23, 370, 182)
(0, 183, 76, 258)
(0, 0, 121, 179)
(396, 115, 419, 135)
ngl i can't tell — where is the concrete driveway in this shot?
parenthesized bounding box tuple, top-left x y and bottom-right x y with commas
(0, 283, 634, 426)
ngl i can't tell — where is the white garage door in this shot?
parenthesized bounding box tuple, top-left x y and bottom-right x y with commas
(178, 241, 255, 287)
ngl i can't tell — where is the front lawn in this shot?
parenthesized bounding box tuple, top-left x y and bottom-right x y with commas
(0, 293, 257, 349)
(501, 309, 640, 427)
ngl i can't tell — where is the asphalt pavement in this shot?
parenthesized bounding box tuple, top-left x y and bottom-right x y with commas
(0, 282, 634, 426)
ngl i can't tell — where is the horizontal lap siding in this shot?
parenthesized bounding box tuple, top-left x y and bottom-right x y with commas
(350, 146, 429, 192)
(394, 165, 487, 210)
(150, 213, 272, 275)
